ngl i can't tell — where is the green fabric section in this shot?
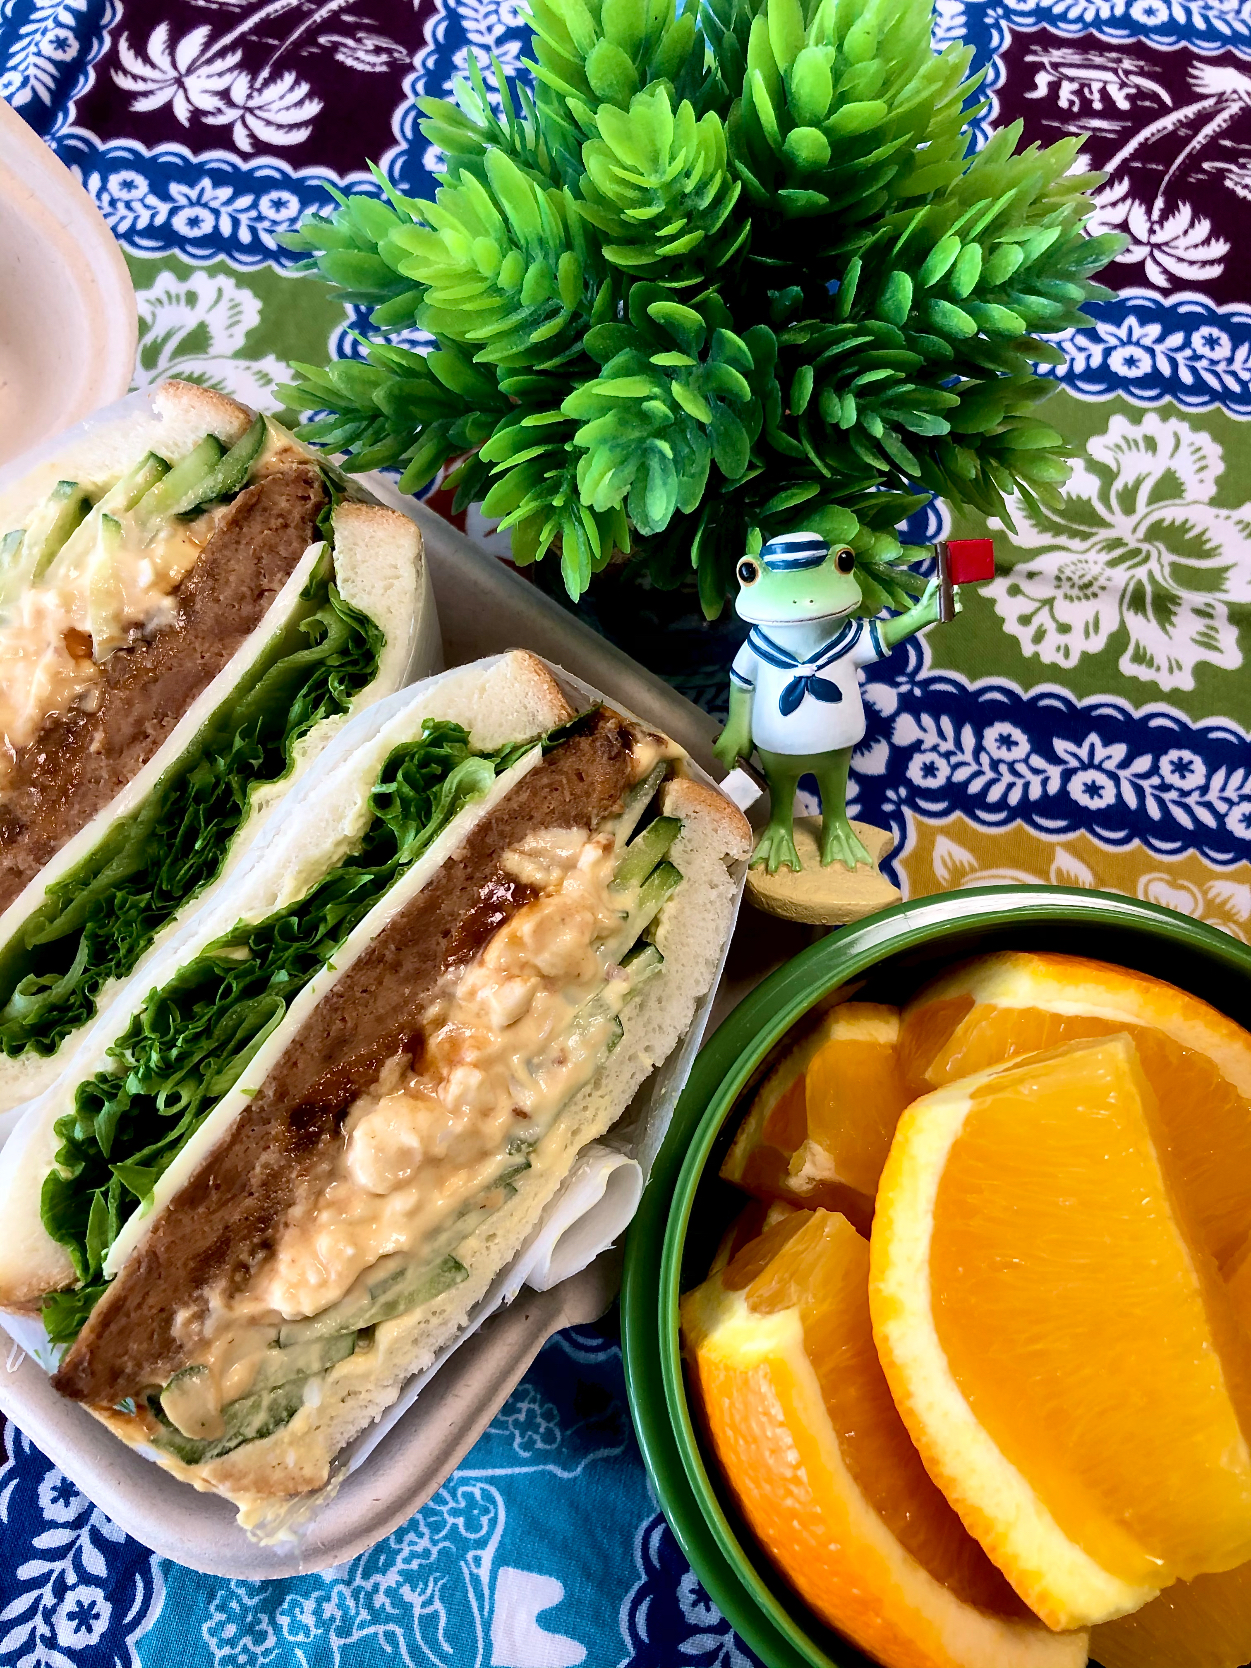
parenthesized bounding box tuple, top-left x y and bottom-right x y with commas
(0, 549, 382, 1060)
(940, 391, 1251, 726)
(39, 718, 547, 1344)
(125, 256, 345, 411)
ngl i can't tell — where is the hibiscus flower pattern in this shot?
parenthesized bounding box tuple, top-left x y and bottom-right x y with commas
(987, 411, 1251, 692)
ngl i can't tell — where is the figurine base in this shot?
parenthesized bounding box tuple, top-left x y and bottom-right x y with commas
(745, 818, 902, 925)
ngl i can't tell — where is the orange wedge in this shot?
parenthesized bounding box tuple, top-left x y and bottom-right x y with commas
(709, 1197, 801, 1275)
(898, 953, 1251, 1269)
(871, 1034, 1251, 1632)
(1226, 1231, 1251, 1336)
(681, 1210, 1088, 1668)
(720, 1002, 911, 1231)
(1090, 1561, 1251, 1668)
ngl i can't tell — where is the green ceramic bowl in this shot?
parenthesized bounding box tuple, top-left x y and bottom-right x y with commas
(620, 885, 1251, 1668)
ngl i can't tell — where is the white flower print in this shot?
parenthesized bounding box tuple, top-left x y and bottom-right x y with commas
(131, 269, 290, 409)
(37, 1467, 88, 1523)
(988, 412, 1251, 691)
(53, 1584, 112, 1648)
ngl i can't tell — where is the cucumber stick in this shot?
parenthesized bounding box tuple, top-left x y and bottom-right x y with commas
(155, 1372, 316, 1466)
(278, 1251, 469, 1348)
(141, 416, 265, 522)
(613, 816, 681, 891)
(175, 416, 266, 518)
(26, 480, 94, 583)
(84, 515, 126, 657)
(135, 435, 225, 524)
(615, 763, 667, 846)
(155, 1332, 357, 1458)
(623, 860, 682, 944)
(97, 453, 171, 520)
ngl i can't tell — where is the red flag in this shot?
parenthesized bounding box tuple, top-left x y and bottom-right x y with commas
(946, 538, 995, 584)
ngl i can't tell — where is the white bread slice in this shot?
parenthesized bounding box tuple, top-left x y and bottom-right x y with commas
(115, 776, 750, 1513)
(0, 381, 254, 533)
(0, 654, 573, 1308)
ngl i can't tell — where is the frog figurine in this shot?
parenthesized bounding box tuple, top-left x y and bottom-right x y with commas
(713, 530, 953, 874)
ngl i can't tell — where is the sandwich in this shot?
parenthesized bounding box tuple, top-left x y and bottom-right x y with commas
(0, 651, 749, 1521)
(0, 379, 431, 1116)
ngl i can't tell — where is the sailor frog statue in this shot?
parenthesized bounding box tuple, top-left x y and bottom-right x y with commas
(713, 530, 957, 878)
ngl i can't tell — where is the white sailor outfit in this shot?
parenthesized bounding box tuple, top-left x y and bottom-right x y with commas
(730, 618, 886, 755)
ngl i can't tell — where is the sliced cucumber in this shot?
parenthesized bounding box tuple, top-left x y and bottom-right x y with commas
(156, 1328, 356, 1447)
(26, 480, 94, 583)
(278, 1252, 469, 1349)
(84, 515, 126, 657)
(621, 940, 663, 983)
(616, 763, 668, 846)
(613, 816, 681, 892)
(172, 415, 266, 518)
(96, 453, 171, 520)
(135, 435, 226, 525)
(248, 1330, 356, 1396)
(622, 860, 682, 944)
(153, 1371, 313, 1466)
(158, 1364, 217, 1439)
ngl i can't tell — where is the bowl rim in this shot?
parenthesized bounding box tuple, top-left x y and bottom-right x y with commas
(620, 884, 1251, 1668)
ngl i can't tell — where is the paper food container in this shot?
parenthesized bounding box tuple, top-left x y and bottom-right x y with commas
(0, 440, 744, 1576)
(0, 101, 136, 468)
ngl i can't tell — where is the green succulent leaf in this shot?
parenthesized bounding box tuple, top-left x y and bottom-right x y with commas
(278, 0, 1122, 610)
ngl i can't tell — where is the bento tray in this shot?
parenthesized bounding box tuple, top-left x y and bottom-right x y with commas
(0, 497, 739, 1576)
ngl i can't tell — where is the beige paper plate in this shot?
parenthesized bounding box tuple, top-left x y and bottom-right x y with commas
(0, 103, 136, 467)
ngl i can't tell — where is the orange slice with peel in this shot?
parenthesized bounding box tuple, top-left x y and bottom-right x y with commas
(709, 1197, 800, 1275)
(720, 1002, 911, 1231)
(681, 1209, 1088, 1668)
(871, 1034, 1251, 1632)
(898, 952, 1251, 1268)
(1090, 1560, 1251, 1668)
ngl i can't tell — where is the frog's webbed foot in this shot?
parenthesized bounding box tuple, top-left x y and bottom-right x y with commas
(820, 815, 873, 871)
(751, 823, 801, 874)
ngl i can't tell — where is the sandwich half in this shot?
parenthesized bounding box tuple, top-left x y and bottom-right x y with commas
(0, 379, 432, 1115)
(0, 651, 749, 1521)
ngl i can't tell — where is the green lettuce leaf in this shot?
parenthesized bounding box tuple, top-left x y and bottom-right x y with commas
(0, 546, 383, 1062)
(40, 717, 546, 1343)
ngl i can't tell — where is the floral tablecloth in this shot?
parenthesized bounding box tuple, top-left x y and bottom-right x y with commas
(3, 0, 1251, 1661)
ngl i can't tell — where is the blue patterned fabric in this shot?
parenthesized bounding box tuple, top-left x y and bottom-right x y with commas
(1, 1326, 763, 1668)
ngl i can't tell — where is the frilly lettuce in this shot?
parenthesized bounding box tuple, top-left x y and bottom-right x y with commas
(0, 548, 382, 1062)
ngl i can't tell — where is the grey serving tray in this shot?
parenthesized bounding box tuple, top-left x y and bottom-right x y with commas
(0, 493, 739, 1576)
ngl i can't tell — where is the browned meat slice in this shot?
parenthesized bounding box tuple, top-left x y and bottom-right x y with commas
(53, 708, 639, 1407)
(0, 464, 327, 913)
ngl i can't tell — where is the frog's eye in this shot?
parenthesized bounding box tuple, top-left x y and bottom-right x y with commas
(834, 547, 856, 574)
(737, 558, 761, 586)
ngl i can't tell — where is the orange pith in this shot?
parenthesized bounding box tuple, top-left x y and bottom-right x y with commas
(877, 1034, 1251, 1610)
(720, 1002, 910, 1230)
(681, 1210, 1087, 1668)
(900, 953, 1251, 1269)
(1090, 1560, 1251, 1668)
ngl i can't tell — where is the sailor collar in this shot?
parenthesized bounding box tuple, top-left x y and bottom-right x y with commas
(747, 618, 863, 672)
(747, 619, 865, 716)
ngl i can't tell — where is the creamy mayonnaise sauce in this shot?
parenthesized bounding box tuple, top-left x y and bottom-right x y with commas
(0, 484, 224, 770)
(161, 816, 668, 1436)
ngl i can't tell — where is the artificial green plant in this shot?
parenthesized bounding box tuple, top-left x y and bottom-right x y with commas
(279, 0, 1120, 616)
